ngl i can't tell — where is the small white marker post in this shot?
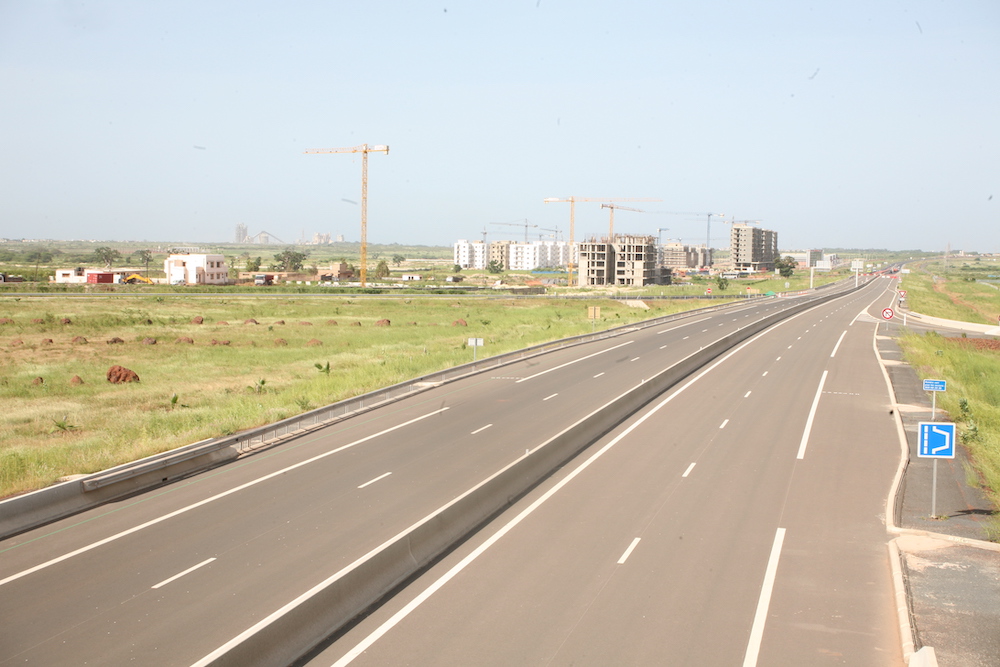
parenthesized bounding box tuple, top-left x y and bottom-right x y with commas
(468, 337, 484, 361)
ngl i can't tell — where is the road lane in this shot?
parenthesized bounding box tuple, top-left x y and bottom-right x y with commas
(0, 284, 881, 664)
(309, 279, 902, 666)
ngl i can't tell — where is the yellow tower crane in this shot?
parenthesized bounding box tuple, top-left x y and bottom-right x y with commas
(543, 197, 661, 284)
(600, 203, 646, 240)
(304, 143, 389, 287)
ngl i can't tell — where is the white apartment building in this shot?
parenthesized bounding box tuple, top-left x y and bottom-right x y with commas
(455, 239, 577, 271)
(454, 240, 488, 269)
(164, 253, 229, 286)
(659, 243, 713, 270)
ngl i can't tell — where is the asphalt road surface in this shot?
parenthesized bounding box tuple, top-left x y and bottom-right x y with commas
(0, 279, 899, 666)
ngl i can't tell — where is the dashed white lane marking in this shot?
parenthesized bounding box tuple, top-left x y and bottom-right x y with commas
(543, 393, 558, 401)
(617, 538, 642, 564)
(358, 472, 392, 489)
(742, 528, 787, 667)
(471, 424, 492, 435)
(516, 340, 634, 383)
(682, 462, 696, 478)
(796, 370, 829, 460)
(152, 558, 216, 590)
(744, 390, 752, 398)
(830, 330, 847, 358)
(720, 419, 729, 429)
(630, 357, 640, 362)
(593, 372, 605, 378)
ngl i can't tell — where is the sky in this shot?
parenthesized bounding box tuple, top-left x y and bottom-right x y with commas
(1, 1, 997, 253)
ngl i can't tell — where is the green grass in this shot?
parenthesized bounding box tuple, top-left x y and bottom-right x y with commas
(0, 294, 710, 497)
(899, 331, 1000, 538)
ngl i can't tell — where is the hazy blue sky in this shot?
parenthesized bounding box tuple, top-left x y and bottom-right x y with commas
(1, 1, 997, 252)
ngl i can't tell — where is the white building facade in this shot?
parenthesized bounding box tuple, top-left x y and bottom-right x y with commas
(164, 254, 229, 286)
(454, 239, 577, 271)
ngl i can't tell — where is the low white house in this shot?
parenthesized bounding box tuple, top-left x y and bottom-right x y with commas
(164, 254, 228, 286)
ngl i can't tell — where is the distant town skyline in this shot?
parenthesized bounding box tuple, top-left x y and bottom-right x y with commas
(2, 2, 997, 253)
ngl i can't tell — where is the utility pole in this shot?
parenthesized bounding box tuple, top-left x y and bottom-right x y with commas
(304, 143, 389, 287)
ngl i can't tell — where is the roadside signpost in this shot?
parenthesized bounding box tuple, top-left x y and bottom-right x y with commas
(918, 421, 957, 518)
(468, 337, 484, 361)
(923, 379, 947, 419)
(587, 306, 601, 332)
(881, 307, 894, 320)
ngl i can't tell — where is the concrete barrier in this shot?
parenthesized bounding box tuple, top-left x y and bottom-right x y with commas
(198, 289, 835, 666)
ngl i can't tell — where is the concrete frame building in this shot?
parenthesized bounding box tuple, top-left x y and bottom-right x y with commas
(660, 242, 713, 270)
(454, 239, 578, 271)
(729, 223, 778, 273)
(578, 235, 669, 286)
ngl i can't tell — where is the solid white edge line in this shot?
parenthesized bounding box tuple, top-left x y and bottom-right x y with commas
(358, 472, 392, 489)
(152, 558, 216, 590)
(681, 462, 696, 478)
(796, 371, 829, 460)
(515, 340, 634, 383)
(617, 538, 641, 564)
(471, 424, 492, 435)
(543, 393, 558, 401)
(742, 527, 786, 667)
(830, 330, 847, 358)
(327, 307, 815, 667)
(0, 407, 451, 589)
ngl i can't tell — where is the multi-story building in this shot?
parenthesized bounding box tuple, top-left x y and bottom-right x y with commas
(454, 239, 578, 271)
(659, 242, 713, 270)
(729, 223, 778, 273)
(578, 235, 669, 286)
(164, 253, 229, 286)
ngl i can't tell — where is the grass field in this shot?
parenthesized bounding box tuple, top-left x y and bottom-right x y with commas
(0, 294, 715, 497)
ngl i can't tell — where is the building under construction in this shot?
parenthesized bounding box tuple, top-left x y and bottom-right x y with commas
(577, 235, 670, 287)
(729, 223, 778, 273)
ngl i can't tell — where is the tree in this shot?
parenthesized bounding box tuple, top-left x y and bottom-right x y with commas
(392, 254, 405, 266)
(93, 247, 121, 269)
(775, 255, 797, 278)
(373, 259, 390, 279)
(272, 249, 308, 272)
(714, 276, 729, 291)
(487, 259, 504, 274)
(246, 256, 262, 272)
(136, 249, 152, 276)
(453, 264, 462, 273)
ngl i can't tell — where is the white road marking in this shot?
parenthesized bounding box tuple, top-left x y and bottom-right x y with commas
(682, 335, 690, 340)
(630, 357, 640, 362)
(762, 371, 768, 376)
(719, 419, 729, 429)
(796, 370, 829, 460)
(515, 340, 634, 383)
(744, 391, 752, 398)
(617, 538, 642, 564)
(656, 317, 709, 334)
(743, 528, 787, 667)
(659, 345, 668, 349)
(471, 424, 492, 434)
(0, 407, 451, 589)
(152, 558, 216, 590)
(830, 330, 847, 358)
(358, 472, 392, 489)
(543, 393, 558, 401)
(593, 372, 604, 378)
(326, 317, 799, 667)
(775, 356, 781, 361)
(682, 462, 696, 478)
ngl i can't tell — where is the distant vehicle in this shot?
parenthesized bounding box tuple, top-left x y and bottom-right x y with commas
(0, 273, 24, 282)
(254, 273, 274, 286)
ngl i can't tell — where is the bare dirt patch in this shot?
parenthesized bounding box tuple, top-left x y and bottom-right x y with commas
(947, 337, 1000, 352)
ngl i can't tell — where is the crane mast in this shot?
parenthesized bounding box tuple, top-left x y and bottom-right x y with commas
(304, 143, 389, 287)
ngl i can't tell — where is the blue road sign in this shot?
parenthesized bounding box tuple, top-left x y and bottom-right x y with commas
(922, 379, 947, 392)
(918, 422, 956, 458)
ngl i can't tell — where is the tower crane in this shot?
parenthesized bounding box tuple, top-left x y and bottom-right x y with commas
(600, 204, 647, 240)
(656, 228, 670, 245)
(304, 143, 389, 287)
(537, 226, 561, 241)
(543, 197, 661, 284)
(489, 219, 537, 243)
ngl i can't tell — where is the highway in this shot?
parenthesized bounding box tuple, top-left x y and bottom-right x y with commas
(0, 278, 900, 665)
(308, 277, 904, 666)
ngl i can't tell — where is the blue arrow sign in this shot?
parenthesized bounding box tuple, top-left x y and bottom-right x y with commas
(918, 422, 956, 458)
(922, 379, 947, 392)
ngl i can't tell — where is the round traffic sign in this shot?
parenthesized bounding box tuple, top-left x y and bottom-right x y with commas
(881, 307, 894, 320)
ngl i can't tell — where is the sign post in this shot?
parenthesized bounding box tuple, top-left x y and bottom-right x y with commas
(917, 421, 957, 518)
(587, 306, 601, 332)
(881, 307, 893, 333)
(923, 379, 947, 420)
(468, 337, 484, 361)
